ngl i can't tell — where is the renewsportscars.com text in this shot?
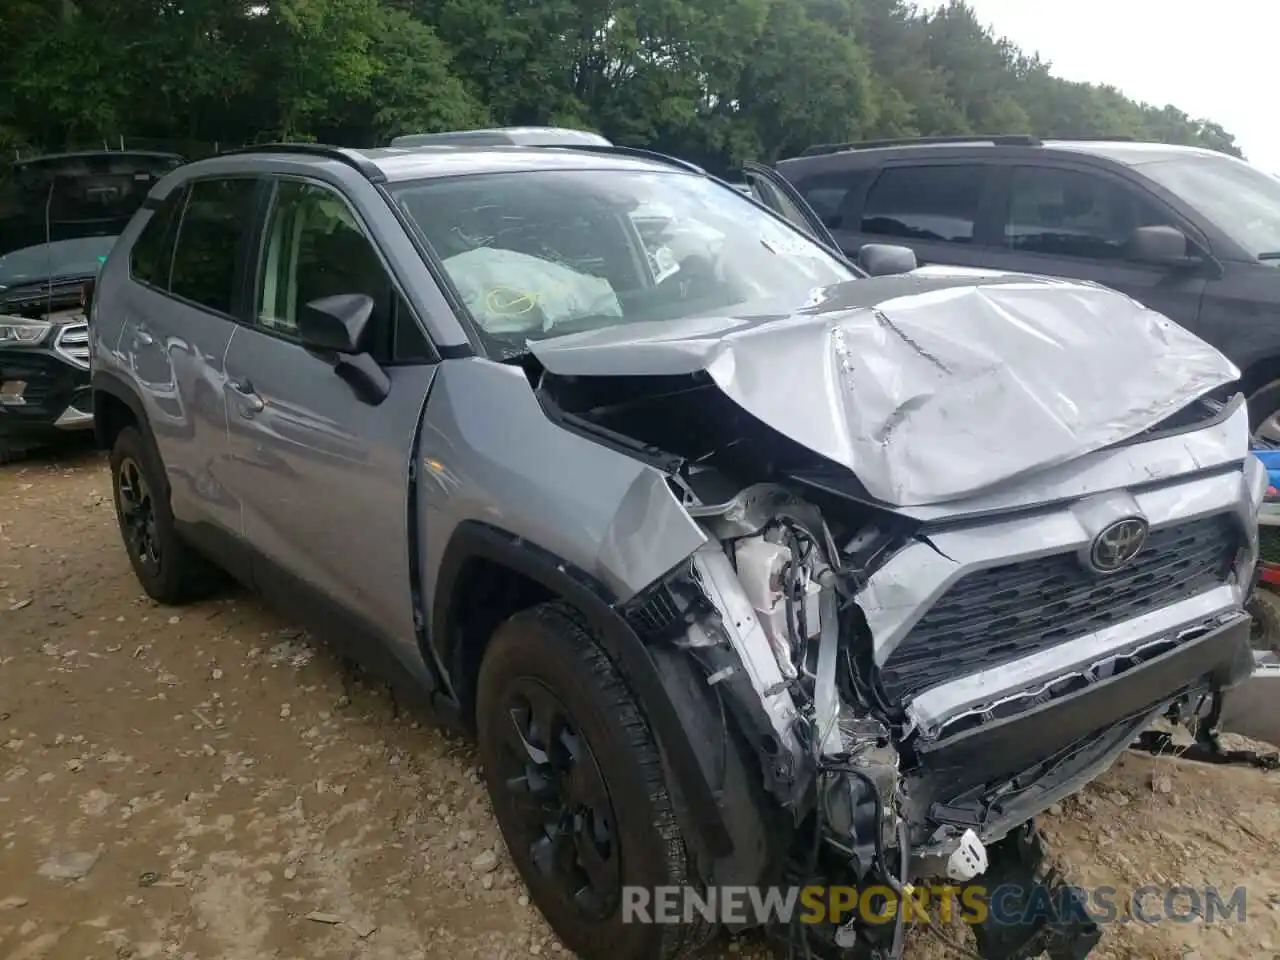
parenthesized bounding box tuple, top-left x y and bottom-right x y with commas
(621, 884, 1248, 927)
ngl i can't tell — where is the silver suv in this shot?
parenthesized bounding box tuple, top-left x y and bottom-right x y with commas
(89, 134, 1266, 960)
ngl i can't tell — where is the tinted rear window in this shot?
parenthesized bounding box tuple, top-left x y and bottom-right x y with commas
(7, 154, 182, 224)
(861, 165, 985, 243)
(169, 179, 257, 315)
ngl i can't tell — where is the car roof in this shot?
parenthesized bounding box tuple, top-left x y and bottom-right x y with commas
(777, 136, 1226, 171)
(197, 142, 699, 184)
(365, 145, 690, 181)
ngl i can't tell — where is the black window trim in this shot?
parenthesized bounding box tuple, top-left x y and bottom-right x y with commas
(858, 158, 1002, 247)
(989, 158, 1215, 269)
(239, 174, 439, 366)
(138, 174, 262, 324)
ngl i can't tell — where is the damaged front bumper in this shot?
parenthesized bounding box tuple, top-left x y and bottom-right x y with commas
(858, 450, 1266, 851)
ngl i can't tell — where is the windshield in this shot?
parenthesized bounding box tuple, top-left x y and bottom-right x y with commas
(0, 235, 116, 288)
(1139, 153, 1280, 260)
(390, 169, 855, 356)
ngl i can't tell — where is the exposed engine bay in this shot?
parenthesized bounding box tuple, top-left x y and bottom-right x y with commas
(517, 269, 1272, 958)
(529, 354, 1263, 959)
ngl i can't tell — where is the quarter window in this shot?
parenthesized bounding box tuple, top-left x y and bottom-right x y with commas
(1002, 166, 1173, 261)
(129, 189, 185, 289)
(861, 165, 985, 244)
(169, 179, 256, 314)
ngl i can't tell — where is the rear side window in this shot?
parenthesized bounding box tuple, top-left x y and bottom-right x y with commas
(1002, 166, 1174, 260)
(792, 170, 874, 230)
(129, 189, 185, 288)
(861, 165, 985, 244)
(169, 178, 257, 315)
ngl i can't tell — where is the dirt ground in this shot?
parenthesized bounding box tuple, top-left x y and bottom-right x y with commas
(3, 449, 1280, 960)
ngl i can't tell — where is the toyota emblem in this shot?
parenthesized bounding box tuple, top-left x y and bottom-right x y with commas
(1087, 518, 1149, 574)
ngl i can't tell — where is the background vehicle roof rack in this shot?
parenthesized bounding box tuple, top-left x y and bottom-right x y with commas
(797, 134, 1042, 157)
(216, 142, 387, 183)
(389, 126, 611, 149)
(539, 143, 706, 175)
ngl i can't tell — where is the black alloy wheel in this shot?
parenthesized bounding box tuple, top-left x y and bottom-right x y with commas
(116, 454, 161, 574)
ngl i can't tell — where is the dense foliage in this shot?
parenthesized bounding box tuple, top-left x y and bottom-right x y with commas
(0, 0, 1242, 173)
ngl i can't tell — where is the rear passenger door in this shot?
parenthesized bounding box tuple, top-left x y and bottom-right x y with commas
(221, 176, 438, 662)
(121, 176, 256, 538)
(980, 163, 1206, 329)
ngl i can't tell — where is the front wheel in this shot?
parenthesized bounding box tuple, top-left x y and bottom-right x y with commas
(476, 601, 713, 960)
(109, 426, 219, 604)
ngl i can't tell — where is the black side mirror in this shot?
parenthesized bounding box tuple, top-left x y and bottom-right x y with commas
(298, 293, 390, 406)
(1127, 225, 1199, 267)
(858, 243, 918, 277)
(298, 293, 375, 354)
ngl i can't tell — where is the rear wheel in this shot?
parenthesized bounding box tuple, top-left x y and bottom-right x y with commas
(109, 426, 219, 604)
(476, 601, 713, 960)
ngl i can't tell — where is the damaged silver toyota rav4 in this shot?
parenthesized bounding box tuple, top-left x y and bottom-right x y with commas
(89, 135, 1267, 960)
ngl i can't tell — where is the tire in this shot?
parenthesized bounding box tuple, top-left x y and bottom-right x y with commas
(1249, 589, 1280, 654)
(1247, 379, 1280, 441)
(0, 440, 33, 465)
(476, 601, 714, 960)
(109, 426, 219, 604)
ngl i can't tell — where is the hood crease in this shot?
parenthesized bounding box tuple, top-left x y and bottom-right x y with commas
(530, 272, 1240, 507)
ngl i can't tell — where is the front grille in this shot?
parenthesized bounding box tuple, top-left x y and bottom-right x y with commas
(878, 514, 1239, 703)
(55, 322, 90, 368)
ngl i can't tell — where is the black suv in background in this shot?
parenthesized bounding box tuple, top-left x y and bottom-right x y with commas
(0, 150, 181, 460)
(765, 135, 1280, 439)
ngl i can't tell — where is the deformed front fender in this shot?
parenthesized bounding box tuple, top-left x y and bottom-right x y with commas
(432, 520, 735, 860)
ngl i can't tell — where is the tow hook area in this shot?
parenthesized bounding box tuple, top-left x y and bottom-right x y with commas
(962, 823, 1101, 960)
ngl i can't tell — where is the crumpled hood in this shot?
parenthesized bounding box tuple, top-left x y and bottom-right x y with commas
(529, 270, 1241, 506)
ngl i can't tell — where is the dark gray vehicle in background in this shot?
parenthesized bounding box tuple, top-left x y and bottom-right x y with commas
(762, 135, 1280, 441)
(88, 132, 1267, 960)
(0, 150, 181, 459)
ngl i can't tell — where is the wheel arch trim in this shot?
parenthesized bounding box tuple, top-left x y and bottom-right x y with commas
(431, 519, 735, 858)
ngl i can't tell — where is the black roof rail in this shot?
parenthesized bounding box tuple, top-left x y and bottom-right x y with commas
(796, 134, 1042, 158)
(216, 142, 387, 183)
(538, 143, 706, 175)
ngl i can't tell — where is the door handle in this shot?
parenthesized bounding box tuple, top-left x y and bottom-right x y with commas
(229, 378, 265, 416)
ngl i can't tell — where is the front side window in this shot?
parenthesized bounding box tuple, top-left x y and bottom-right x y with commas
(861, 165, 985, 244)
(1139, 153, 1280, 262)
(1002, 166, 1172, 260)
(791, 170, 874, 230)
(169, 178, 257, 314)
(389, 169, 855, 358)
(256, 180, 392, 340)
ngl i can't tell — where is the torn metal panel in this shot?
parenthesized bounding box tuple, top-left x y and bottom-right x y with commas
(531, 273, 1239, 506)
